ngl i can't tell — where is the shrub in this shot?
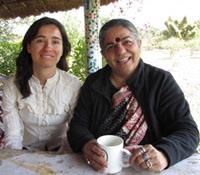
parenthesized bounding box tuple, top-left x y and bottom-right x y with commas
(0, 42, 20, 76)
(162, 17, 196, 41)
(68, 37, 88, 81)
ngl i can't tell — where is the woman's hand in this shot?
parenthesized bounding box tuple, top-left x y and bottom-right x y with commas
(126, 144, 168, 172)
(82, 139, 107, 171)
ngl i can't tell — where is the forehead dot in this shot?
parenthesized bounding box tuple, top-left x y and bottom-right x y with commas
(115, 37, 120, 42)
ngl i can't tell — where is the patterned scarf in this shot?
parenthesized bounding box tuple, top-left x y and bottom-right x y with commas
(97, 85, 147, 146)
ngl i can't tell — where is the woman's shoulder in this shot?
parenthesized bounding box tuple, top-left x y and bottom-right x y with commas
(3, 75, 15, 88)
(1, 75, 20, 99)
(144, 62, 172, 78)
(143, 62, 176, 88)
(84, 66, 110, 84)
(57, 69, 82, 88)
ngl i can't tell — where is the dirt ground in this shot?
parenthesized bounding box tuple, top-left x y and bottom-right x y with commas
(142, 49, 200, 130)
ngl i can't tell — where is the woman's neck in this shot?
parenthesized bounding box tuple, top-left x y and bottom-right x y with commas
(110, 73, 126, 89)
(33, 68, 56, 87)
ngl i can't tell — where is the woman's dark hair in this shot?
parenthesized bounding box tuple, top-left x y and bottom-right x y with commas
(99, 18, 140, 49)
(15, 17, 71, 98)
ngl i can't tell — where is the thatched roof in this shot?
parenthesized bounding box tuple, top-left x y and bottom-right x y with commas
(0, 0, 116, 19)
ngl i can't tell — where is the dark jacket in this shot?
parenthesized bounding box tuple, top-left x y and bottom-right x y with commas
(68, 59, 199, 167)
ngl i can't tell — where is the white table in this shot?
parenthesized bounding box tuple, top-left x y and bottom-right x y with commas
(0, 149, 200, 175)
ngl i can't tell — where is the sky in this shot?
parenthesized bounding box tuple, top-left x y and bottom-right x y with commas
(100, 0, 200, 29)
(140, 0, 200, 28)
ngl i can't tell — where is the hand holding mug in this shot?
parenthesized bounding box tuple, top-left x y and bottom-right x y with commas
(97, 135, 132, 174)
(82, 139, 107, 171)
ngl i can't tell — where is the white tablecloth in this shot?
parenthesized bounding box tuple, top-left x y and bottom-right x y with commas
(0, 149, 200, 175)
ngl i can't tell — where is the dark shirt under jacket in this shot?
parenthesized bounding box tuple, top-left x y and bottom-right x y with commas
(68, 59, 199, 168)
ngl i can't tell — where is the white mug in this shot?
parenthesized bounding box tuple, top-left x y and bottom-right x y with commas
(97, 135, 132, 174)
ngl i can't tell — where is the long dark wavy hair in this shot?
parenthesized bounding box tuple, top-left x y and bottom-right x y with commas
(15, 17, 71, 98)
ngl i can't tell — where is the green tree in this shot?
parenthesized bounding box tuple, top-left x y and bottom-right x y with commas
(0, 20, 19, 42)
(68, 37, 88, 81)
(61, 11, 88, 81)
(0, 18, 33, 76)
(0, 42, 20, 76)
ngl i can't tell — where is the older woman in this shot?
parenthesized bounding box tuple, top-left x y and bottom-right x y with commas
(67, 19, 199, 172)
(2, 17, 81, 151)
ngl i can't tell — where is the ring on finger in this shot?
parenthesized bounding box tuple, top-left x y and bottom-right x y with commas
(142, 152, 149, 162)
(145, 159, 152, 168)
(139, 146, 146, 155)
(86, 159, 91, 165)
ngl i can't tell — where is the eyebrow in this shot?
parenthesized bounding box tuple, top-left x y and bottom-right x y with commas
(104, 36, 133, 47)
(34, 35, 62, 40)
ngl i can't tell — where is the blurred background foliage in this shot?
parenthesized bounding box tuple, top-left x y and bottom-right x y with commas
(0, 42, 20, 75)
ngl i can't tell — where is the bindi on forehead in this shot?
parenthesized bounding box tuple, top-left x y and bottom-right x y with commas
(115, 37, 121, 42)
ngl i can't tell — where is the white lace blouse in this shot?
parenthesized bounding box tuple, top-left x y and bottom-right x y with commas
(2, 69, 81, 150)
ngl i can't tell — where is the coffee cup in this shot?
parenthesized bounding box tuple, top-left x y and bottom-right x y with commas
(97, 135, 131, 174)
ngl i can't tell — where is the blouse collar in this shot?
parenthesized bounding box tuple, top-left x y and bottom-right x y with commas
(31, 69, 59, 89)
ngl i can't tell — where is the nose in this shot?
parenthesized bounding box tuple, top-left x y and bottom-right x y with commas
(115, 42, 126, 55)
(43, 40, 52, 50)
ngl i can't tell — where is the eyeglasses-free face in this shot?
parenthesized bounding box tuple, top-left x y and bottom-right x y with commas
(27, 24, 63, 73)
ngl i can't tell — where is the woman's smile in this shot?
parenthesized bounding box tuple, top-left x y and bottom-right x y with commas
(116, 56, 131, 64)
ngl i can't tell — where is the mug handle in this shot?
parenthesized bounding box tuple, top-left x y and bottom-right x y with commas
(121, 149, 132, 168)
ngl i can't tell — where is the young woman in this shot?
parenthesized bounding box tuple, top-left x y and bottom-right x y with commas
(2, 17, 81, 152)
